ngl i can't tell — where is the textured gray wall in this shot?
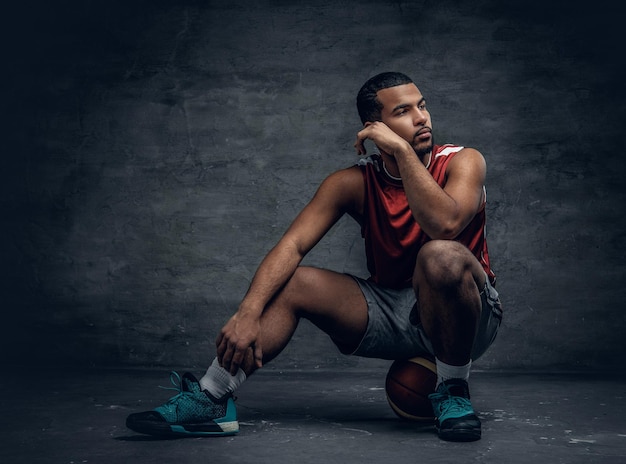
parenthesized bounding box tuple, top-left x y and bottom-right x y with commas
(3, 0, 625, 371)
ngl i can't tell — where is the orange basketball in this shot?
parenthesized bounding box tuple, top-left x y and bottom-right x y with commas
(385, 355, 437, 421)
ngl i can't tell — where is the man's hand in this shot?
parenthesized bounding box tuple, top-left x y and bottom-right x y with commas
(216, 311, 263, 375)
(354, 121, 411, 157)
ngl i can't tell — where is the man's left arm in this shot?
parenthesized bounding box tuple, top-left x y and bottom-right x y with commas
(355, 121, 485, 239)
(395, 146, 486, 239)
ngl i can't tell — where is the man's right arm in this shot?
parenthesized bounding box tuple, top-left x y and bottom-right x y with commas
(216, 166, 364, 374)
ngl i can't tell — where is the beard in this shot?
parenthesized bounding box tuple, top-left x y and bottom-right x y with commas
(413, 133, 434, 158)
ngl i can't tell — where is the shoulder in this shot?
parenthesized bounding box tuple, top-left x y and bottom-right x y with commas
(445, 146, 486, 174)
(316, 165, 364, 216)
(433, 144, 483, 162)
(320, 165, 364, 197)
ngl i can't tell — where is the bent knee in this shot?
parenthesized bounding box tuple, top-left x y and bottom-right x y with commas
(289, 266, 321, 290)
(414, 241, 476, 288)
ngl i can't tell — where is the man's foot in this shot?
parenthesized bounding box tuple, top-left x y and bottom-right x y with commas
(428, 379, 481, 442)
(126, 372, 239, 437)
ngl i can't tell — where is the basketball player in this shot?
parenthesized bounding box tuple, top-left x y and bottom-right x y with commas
(126, 72, 503, 442)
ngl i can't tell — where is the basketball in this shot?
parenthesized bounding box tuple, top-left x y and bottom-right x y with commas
(385, 355, 437, 421)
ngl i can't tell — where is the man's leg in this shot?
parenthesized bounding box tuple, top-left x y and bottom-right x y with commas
(231, 266, 369, 375)
(413, 240, 486, 442)
(413, 240, 485, 366)
(126, 266, 369, 437)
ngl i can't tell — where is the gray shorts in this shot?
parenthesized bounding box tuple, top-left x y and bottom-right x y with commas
(349, 274, 502, 361)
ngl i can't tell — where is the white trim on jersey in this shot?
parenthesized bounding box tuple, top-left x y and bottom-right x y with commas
(435, 145, 465, 158)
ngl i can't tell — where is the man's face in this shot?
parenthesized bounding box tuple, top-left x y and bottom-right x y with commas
(377, 83, 433, 157)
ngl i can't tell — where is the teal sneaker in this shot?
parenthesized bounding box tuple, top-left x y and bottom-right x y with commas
(428, 379, 481, 442)
(126, 372, 239, 437)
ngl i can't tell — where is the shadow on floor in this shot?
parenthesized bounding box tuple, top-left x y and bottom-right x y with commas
(2, 367, 625, 463)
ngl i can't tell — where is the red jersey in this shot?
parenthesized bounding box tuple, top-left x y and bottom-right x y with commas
(358, 144, 496, 289)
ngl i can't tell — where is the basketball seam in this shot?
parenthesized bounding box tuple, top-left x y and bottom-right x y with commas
(386, 395, 434, 421)
(385, 356, 437, 422)
(408, 357, 437, 373)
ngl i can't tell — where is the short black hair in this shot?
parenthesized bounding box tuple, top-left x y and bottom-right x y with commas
(356, 72, 414, 124)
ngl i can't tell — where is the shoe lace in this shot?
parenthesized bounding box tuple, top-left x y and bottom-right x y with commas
(157, 371, 189, 409)
(440, 395, 472, 417)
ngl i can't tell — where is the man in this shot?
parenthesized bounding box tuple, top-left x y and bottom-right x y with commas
(126, 72, 503, 442)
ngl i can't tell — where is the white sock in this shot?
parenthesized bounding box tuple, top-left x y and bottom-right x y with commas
(199, 358, 247, 399)
(435, 358, 471, 388)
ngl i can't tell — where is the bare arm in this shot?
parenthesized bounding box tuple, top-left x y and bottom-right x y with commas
(394, 143, 486, 239)
(355, 122, 485, 239)
(216, 167, 363, 374)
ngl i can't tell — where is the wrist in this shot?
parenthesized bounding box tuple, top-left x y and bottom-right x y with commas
(393, 141, 415, 159)
(237, 300, 263, 318)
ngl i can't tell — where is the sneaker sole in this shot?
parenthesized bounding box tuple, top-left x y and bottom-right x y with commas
(437, 424, 481, 442)
(171, 420, 240, 437)
(436, 414, 481, 442)
(127, 418, 239, 438)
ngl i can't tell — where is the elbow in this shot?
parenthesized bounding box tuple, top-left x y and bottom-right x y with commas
(426, 220, 463, 240)
(429, 230, 458, 241)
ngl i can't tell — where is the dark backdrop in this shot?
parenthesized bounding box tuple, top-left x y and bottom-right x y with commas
(2, 0, 625, 372)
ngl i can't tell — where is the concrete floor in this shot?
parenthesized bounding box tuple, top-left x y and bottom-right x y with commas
(2, 367, 625, 463)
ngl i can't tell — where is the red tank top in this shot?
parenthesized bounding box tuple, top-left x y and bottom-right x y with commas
(358, 145, 496, 289)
